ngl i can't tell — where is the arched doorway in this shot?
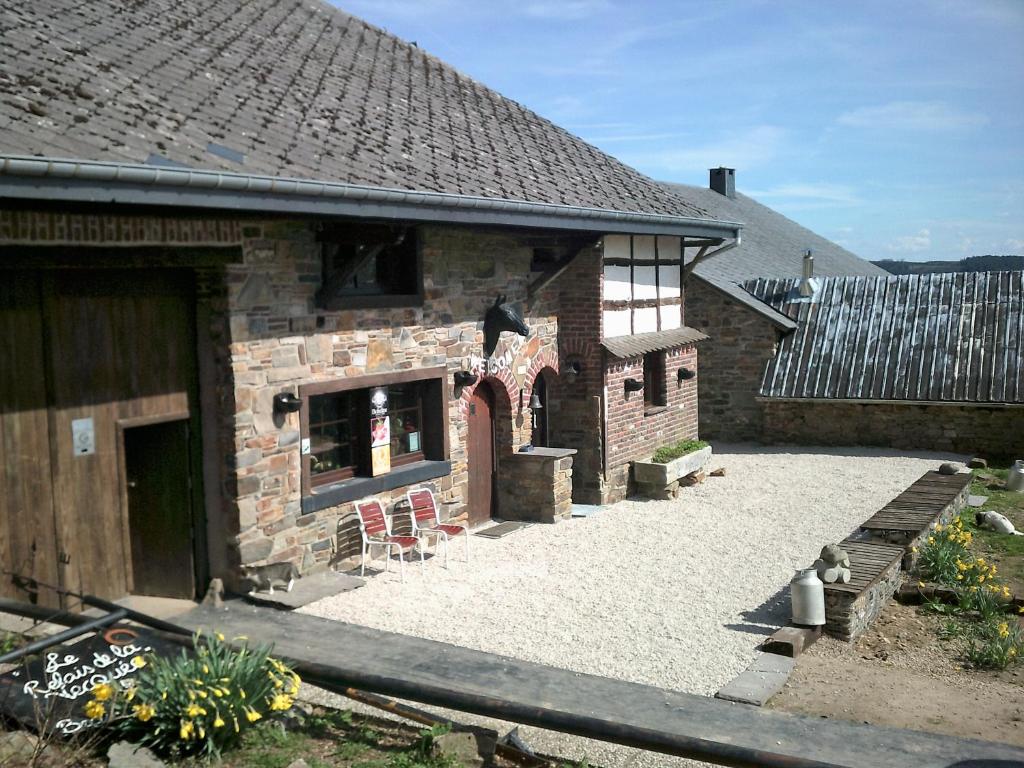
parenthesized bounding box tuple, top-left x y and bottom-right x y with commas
(531, 368, 552, 448)
(467, 381, 496, 526)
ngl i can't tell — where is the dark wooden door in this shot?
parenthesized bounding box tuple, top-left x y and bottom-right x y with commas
(125, 420, 195, 598)
(466, 383, 496, 526)
(0, 273, 61, 605)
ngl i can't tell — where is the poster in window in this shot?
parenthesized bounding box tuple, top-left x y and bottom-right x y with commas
(370, 416, 390, 448)
(370, 386, 389, 418)
(371, 444, 391, 475)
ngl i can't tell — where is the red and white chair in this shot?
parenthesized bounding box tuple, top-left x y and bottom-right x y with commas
(406, 487, 469, 567)
(355, 498, 424, 581)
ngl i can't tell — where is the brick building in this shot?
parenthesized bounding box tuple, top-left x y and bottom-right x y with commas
(0, 0, 739, 602)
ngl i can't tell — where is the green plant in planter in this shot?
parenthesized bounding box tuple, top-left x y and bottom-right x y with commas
(651, 439, 708, 464)
(82, 630, 300, 759)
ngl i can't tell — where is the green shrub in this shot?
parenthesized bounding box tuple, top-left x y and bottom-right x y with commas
(83, 630, 300, 759)
(651, 439, 708, 464)
(964, 616, 1024, 669)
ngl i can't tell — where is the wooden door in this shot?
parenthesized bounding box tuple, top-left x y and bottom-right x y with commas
(44, 270, 195, 600)
(0, 274, 60, 605)
(125, 419, 195, 598)
(466, 383, 496, 526)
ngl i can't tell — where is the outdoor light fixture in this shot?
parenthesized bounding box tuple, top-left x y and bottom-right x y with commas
(453, 371, 478, 387)
(624, 378, 644, 393)
(565, 360, 583, 377)
(273, 392, 303, 414)
(678, 367, 696, 383)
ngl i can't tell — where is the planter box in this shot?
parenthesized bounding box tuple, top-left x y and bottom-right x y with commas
(633, 446, 712, 499)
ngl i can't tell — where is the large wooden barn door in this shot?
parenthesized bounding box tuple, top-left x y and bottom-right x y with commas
(466, 382, 496, 526)
(44, 271, 196, 600)
(0, 269, 198, 604)
(0, 274, 61, 605)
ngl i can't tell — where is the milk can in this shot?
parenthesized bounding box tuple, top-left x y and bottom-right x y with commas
(1008, 460, 1024, 492)
(790, 568, 826, 626)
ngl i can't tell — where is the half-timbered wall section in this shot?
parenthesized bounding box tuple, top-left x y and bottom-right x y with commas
(602, 235, 683, 337)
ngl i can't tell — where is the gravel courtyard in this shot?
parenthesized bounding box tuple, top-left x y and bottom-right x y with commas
(302, 445, 962, 767)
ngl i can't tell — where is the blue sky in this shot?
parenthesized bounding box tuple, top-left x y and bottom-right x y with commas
(333, 0, 1024, 262)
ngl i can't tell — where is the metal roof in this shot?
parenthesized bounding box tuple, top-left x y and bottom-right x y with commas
(602, 327, 709, 359)
(745, 272, 1024, 404)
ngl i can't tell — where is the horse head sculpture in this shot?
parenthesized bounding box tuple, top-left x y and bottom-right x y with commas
(483, 294, 529, 357)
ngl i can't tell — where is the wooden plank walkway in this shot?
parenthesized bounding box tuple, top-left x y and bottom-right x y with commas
(861, 471, 971, 534)
(822, 540, 903, 596)
(176, 603, 1024, 768)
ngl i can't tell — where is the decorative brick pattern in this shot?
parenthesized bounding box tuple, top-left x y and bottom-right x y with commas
(0, 210, 242, 245)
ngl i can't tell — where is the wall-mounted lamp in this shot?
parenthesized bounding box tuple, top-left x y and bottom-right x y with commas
(453, 371, 478, 388)
(564, 360, 583, 378)
(529, 392, 543, 410)
(273, 392, 303, 414)
(624, 378, 644, 393)
(677, 367, 696, 383)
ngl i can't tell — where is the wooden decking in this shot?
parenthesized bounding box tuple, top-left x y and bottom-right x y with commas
(860, 470, 971, 535)
(176, 603, 1024, 768)
(822, 540, 903, 596)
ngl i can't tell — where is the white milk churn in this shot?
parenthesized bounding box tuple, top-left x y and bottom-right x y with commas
(790, 568, 826, 626)
(1008, 460, 1024, 492)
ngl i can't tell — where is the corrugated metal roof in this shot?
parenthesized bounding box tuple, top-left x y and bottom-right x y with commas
(602, 327, 709, 359)
(745, 272, 1024, 404)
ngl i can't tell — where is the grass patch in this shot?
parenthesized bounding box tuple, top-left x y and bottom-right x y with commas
(968, 466, 1024, 588)
(651, 439, 708, 464)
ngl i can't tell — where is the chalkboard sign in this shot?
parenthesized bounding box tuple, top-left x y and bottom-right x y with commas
(0, 626, 181, 737)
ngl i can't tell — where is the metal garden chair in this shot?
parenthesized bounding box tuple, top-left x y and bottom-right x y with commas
(355, 498, 424, 581)
(406, 487, 469, 567)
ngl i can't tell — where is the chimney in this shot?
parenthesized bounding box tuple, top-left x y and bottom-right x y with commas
(709, 167, 735, 199)
(799, 249, 815, 298)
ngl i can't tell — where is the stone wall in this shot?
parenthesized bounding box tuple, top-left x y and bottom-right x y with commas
(824, 557, 903, 641)
(684, 277, 782, 442)
(226, 222, 562, 577)
(603, 345, 699, 503)
(497, 448, 576, 524)
(763, 400, 1024, 458)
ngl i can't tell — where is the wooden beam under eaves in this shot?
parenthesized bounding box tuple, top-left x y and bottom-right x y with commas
(527, 235, 601, 303)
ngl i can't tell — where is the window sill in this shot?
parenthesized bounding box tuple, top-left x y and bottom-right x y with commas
(643, 405, 669, 417)
(301, 460, 452, 515)
(321, 294, 423, 311)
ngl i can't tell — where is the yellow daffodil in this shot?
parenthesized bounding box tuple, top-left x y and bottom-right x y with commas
(202, 664, 209, 674)
(269, 693, 293, 711)
(918, 581, 926, 588)
(134, 704, 155, 722)
(935, 524, 944, 533)
(125, 685, 137, 702)
(978, 558, 985, 566)
(132, 656, 147, 669)
(215, 631, 225, 642)
(92, 683, 114, 702)
(998, 623, 1010, 639)
(180, 721, 195, 741)
(214, 715, 225, 729)
(245, 707, 261, 723)
(185, 703, 206, 718)
(84, 700, 105, 720)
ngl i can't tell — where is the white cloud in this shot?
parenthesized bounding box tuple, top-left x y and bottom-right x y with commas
(523, 0, 610, 20)
(617, 125, 787, 175)
(886, 229, 932, 253)
(838, 101, 988, 132)
(748, 183, 862, 205)
(1006, 238, 1024, 252)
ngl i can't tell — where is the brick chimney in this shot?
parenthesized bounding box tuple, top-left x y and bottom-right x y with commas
(709, 167, 735, 199)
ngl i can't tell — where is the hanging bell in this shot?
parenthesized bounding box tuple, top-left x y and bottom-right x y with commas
(528, 392, 543, 410)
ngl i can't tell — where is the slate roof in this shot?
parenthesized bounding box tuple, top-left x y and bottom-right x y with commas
(661, 181, 886, 325)
(745, 272, 1024, 404)
(0, 0, 712, 220)
(602, 327, 709, 359)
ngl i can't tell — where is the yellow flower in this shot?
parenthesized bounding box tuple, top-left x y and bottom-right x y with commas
(1004, 587, 1012, 598)
(269, 693, 293, 711)
(935, 524, 944, 533)
(180, 721, 195, 741)
(979, 575, 986, 583)
(240, 689, 246, 699)
(927, 536, 935, 544)
(161, 691, 168, 700)
(918, 581, 926, 588)
(84, 700, 106, 720)
(134, 704, 156, 722)
(911, 546, 918, 553)
(92, 683, 114, 702)
(978, 558, 985, 566)
(955, 574, 963, 581)
(214, 715, 225, 729)
(233, 715, 240, 733)
(132, 656, 147, 669)
(202, 664, 209, 674)
(125, 685, 137, 702)
(215, 631, 225, 642)
(998, 623, 1010, 639)
(245, 707, 262, 723)
(185, 703, 206, 718)
(1010, 648, 1018, 657)
(197, 690, 208, 699)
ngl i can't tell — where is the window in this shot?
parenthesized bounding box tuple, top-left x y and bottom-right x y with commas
(301, 368, 448, 496)
(643, 352, 667, 410)
(317, 224, 421, 309)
